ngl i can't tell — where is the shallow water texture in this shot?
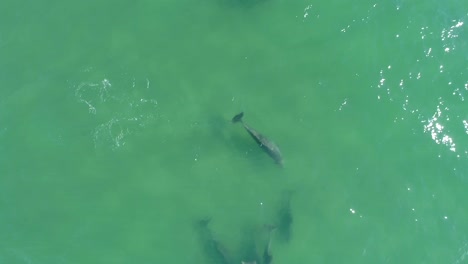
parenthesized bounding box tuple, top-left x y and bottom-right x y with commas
(1, 0, 467, 263)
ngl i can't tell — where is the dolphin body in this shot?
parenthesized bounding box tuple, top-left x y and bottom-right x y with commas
(241, 225, 276, 264)
(232, 112, 283, 167)
(195, 218, 232, 264)
(276, 191, 293, 243)
(262, 225, 275, 264)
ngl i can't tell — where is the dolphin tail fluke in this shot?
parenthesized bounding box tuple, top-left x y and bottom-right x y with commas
(232, 112, 244, 123)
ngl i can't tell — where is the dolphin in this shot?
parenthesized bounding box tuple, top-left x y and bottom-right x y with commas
(276, 191, 293, 243)
(195, 218, 232, 264)
(232, 112, 283, 166)
(241, 224, 276, 264)
(262, 224, 276, 264)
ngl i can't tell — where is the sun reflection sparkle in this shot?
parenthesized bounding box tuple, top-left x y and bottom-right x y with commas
(422, 101, 456, 152)
(441, 20, 464, 41)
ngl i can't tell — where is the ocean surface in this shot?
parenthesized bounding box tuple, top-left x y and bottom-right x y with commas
(0, 0, 467, 263)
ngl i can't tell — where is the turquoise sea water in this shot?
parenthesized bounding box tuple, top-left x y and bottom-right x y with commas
(1, 0, 467, 263)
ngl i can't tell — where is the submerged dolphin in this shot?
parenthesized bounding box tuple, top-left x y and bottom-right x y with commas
(262, 225, 276, 264)
(232, 112, 283, 166)
(241, 224, 276, 264)
(276, 191, 293, 243)
(195, 218, 232, 264)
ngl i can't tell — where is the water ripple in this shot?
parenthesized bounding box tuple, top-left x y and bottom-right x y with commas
(71, 68, 158, 150)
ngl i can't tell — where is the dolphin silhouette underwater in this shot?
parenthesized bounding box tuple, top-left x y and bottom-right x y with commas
(232, 112, 283, 166)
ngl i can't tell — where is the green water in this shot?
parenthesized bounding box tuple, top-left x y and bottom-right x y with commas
(1, 0, 467, 263)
